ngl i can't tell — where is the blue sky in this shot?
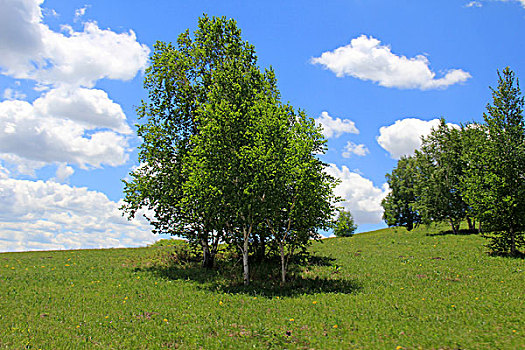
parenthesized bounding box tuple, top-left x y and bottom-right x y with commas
(1, 0, 524, 252)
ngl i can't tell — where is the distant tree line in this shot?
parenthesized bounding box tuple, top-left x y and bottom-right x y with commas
(382, 67, 525, 256)
(121, 15, 342, 285)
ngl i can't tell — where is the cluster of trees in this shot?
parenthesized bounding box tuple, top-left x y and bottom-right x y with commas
(382, 67, 525, 256)
(121, 15, 339, 285)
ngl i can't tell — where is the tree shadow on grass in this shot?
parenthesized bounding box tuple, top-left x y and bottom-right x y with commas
(424, 229, 525, 259)
(487, 250, 525, 259)
(426, 228, 479, 237)
(137, 253, 362, 298)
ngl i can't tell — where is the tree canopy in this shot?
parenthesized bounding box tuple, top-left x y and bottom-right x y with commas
(461, 67, 525, 255)
(382, 67, 524, 256)
(381, 156, 421, 231)
(413, 119, 469, 234)
(333, 210, 358, 237)
(122, 15, 338, 284)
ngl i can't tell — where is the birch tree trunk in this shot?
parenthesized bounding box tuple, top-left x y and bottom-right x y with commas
(242, 226, 251, 285)
(280, 242, 286, 284)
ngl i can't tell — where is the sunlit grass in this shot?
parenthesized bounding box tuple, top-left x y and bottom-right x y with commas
(0, 224, 523, 349)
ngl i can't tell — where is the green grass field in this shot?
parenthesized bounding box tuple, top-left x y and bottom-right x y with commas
(0, 224, 523, 349)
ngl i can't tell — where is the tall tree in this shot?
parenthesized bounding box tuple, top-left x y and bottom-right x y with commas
(186, 58, 337, 284)
(382, 156, 421, 231)
(462, 67, 525, 255)
(121, 15, 258, 268)
(183, 55, 280, 284)
(413, 119, 469, 234)
(123, 15, 338, 282)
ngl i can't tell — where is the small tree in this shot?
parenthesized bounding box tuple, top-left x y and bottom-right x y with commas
(381, 156, 421, 231)
(462, 67, 525, 255)
(333, 210, 357, 237)
(262, 110, 337, 283)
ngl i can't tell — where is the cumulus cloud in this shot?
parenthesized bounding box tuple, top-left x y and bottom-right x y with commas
(0, 98, 129, 170)
(33, 87, 131, 134)
(311, 35, 471, 90)
(0, 178, 156, 252)
(0, 0, 155, 252)
(342, 141, 369, 158)
(376, 118, 459, 159)
(0, 0, 145, 173)
(315, 111, 359, 138)
(326, 164, 389, 225)
(0, 154, 46, 176)
(0, 0, 150, 87)
(0, 0, 44, 74)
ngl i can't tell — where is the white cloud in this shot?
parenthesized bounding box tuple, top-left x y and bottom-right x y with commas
(0, 0, 144, 173)
(465, 1, 483, 7)
(326, 164, 389, 225)
(53, 163, 74, 182)
(311, 35, 471, 90)
(74, 5, 89, 19)
(0, 0, 150, 87)
(342, 141, 369, 158)
(42, 7, 58, 18)
(501, 0, 525, 7)
(477, 0, 525, 8)
(0, 164, 9, 179)
(376, 118, 459, 159)
(0, 98, 129, 170)
(315, 111, 359, 138)
(0, 178, 156, 252)
(3, 88, 27, 100)
(33, 87, 131, 134)
(0, 0, 44, 75)
(0, 154, 46, 176)
(0, 1, 155, 253)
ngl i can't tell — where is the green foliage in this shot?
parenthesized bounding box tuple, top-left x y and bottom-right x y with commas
(382, 69, 525, 256)
(461, 67, 525, 255)
(261, 110, 338, 282)
(122, 15, 337, 282)
(1, 226, 524, 349)
(413, 119, 469, 233)
(381, 156, 421, 231)
(121, 15, 252, 266)
(333, 210, 357, 237)
(148, 238, 186, 248)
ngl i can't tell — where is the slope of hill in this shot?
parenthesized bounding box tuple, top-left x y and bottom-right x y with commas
(0, 225, 523, 349)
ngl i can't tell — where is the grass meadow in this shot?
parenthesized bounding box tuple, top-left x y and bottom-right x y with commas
(0, 224, 523, 349)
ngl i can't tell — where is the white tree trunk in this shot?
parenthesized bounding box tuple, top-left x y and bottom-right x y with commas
(242, 228, 250, 285)
(280, 242, 286, 284)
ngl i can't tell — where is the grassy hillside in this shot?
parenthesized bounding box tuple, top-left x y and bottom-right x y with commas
(0, 225, 523, 349)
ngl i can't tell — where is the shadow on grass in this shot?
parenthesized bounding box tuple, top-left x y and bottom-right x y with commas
(137, 253, 362, 297)
(427, 228, 479, 237)
(424, 229, 525, 259)
(487, 250, 525, 259)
